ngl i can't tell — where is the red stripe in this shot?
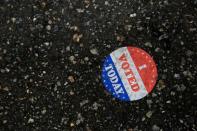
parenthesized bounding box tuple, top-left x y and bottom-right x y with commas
(127, 47, 157, 93)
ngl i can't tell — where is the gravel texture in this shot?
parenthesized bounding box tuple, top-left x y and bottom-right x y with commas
(0, 0, 197, 130)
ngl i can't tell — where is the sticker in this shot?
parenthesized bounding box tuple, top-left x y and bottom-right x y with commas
(102, 46, 158, 101)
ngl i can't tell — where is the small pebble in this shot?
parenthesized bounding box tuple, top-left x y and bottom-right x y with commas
(11, 17, 16, 23)
(46, 25, 51, 30)
(73, 34, 83, 42)
(90, 48, 98, 55)
(146, 111, 153, 118)
(152, 125, 160, 131)
(68, 76, 75, 83)
(28, 118, 34, 123)
(70, 122, 75, 127)
(130, 13, 136, 17)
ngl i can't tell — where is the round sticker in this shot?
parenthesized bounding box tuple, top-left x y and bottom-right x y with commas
(102, 46, 158, 101)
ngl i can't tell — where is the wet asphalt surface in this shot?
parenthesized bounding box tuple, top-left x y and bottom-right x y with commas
(0, 0, 197, 131)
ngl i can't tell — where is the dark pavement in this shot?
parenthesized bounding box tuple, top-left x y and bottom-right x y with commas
(0, 0, 197, 130)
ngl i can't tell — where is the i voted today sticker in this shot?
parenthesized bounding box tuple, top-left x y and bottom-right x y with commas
(101, 46, 158, 101)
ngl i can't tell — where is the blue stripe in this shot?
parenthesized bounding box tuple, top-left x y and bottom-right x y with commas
(102, 55, 130, 101)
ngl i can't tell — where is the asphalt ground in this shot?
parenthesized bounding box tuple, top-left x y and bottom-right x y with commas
(0, 0, 197, 130)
